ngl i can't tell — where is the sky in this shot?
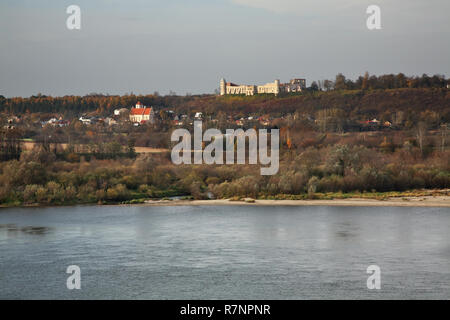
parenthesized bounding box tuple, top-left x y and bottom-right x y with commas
(0, 0, 449, 97)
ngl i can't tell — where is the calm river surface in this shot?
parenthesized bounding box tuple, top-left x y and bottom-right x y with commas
(0, 205, 449, 299)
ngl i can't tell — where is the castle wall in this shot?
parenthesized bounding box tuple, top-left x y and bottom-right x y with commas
(220, 78, 305, 96)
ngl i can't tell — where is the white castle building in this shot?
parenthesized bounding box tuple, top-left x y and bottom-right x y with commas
(220, 78, 306, 96)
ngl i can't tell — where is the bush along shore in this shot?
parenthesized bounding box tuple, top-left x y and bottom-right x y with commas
(0, 144, 449, 207)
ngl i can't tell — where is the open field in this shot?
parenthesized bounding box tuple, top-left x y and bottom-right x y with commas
(22, 142, 168, 154)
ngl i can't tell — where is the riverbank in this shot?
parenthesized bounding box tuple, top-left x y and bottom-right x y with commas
(2, 191, 449, 208)
(139, 196, 450, 207)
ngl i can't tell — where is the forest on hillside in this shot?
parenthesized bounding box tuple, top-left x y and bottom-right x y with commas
(0, 73, 449, 206)
(1, 73, 448, 120)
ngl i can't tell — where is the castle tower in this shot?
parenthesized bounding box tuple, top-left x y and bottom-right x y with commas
(220, 78, 226, 95)
(274, 79, 280, 95)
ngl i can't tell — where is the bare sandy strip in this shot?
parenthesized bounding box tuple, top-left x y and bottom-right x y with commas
(140, 196, 450, 207)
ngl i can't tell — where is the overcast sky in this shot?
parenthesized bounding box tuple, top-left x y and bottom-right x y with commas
(1, 0, 449, 97)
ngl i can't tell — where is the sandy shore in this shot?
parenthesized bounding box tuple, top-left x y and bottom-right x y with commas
(140, 196, 450, 207)
(2, 196, 448, 209)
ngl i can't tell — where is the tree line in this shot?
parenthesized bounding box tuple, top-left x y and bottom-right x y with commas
(310, 73, 448, 91)
(0, 73, 448, 116)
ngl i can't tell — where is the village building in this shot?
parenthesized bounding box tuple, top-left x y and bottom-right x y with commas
(7, 116, 20, 124)
(79, 116, 93, 125)
(194, 112, 203, 119)
(104, 117, 118, 126)
(114, 108, 129, 116)
(129, 101, 154, 124)
(44, 117, 69, 127)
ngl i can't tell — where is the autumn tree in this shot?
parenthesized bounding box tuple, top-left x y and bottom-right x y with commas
(334, 73, 347, 90)
(362, 72, 369, 90)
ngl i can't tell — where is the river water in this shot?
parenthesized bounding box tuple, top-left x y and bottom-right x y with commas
(0, 205, 449, 299)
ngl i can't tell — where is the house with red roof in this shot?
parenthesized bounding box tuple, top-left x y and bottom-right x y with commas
(129, 102, 154, 124)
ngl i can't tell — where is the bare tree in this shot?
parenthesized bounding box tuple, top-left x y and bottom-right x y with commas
(440, 123, 448, 152)
(323, 79, 334, 91)
(416, 121, 427, 154)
